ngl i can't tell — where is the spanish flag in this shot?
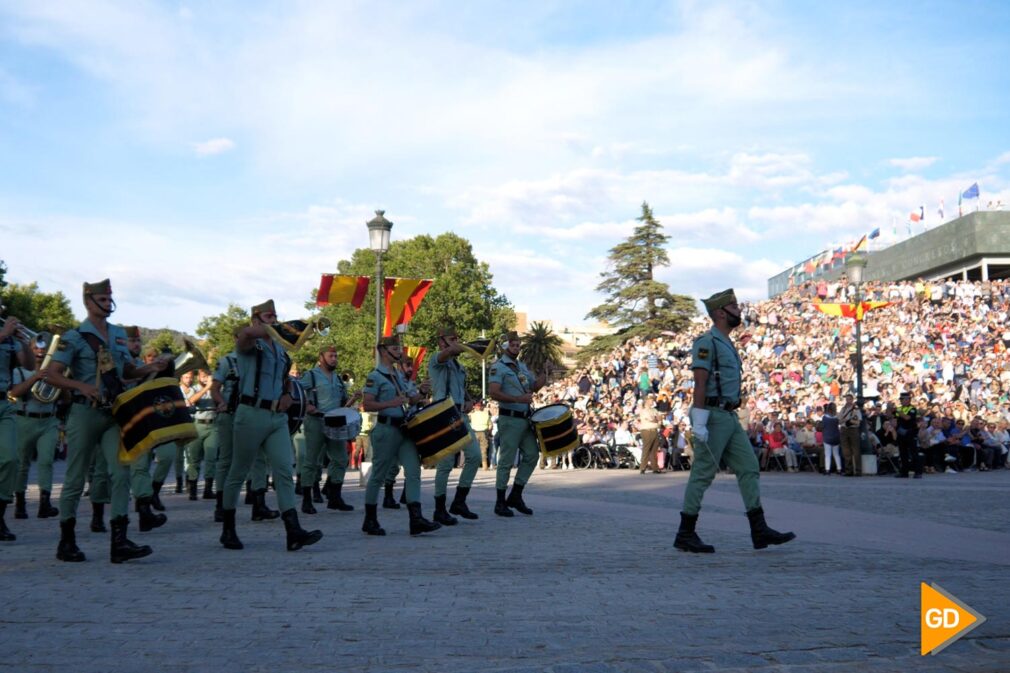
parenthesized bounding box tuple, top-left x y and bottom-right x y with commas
(383, 278, 433, 336)
(405, 346, 427, 380)
(813, 300, 889, 322)
(851, 235, 868, 253)
(316, 274, 370, 309)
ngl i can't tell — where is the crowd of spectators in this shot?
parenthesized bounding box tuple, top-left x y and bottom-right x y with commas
(533, 277, 1010, 474)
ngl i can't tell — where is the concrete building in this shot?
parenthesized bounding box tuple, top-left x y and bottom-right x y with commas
(768, 211, 1010, 297)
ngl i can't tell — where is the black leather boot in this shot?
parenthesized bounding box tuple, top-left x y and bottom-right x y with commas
(175, 475, 184, 494)
(433, 494, 458, 526)
(361, 503, 385, 536)
(251, 489, 280, 521)
(220, 509, 243, 549)
(213, 491, 224, 523)
(382, 482, 400, 509)
(746, 507, 796, 550)
(674, 512, 715, 553)
(150, 481, 166, 511)
(326, 481, 354, 511)
(506, 483, 533, 515)
(57, 517, 86, 562)
(494, 488, 514, 517)
(187, 479, 198, 501)
(202, 478, 215, 500)
(90, 502, 107, 533)
(110, 516, 152, 564)
(449, 486, 479, 520)
(136, 497, 167, 532)
(244, 480, 254, 504)
(407, 502, 441, 536)
(301, 484, 317, 515)
(0, 500, 15, 540)
(281, 508, 323, 551)
(14, 491, 28, 519)
(312, 480, 324, 504)
(38, 490, 59, 518)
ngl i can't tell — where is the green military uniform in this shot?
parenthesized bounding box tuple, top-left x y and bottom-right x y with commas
(11, 365, 60, 513)
(681, 325, 761, 516)
(299, 363, 353, 509)
(490, 353, 539, 491)
(0, 336, 24, 538)
(51, 320, 137, 524)
(185, 381, 219, 495)
(363, 363, 422, 505)
(429, 351, 480, 499)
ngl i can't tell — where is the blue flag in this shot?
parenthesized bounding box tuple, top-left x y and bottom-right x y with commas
(869, 228, 880, 239)
(962, 182, 980, 200)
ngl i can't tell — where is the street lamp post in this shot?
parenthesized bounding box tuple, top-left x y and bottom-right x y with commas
(845, 252, 875, 475)
(366, 209, 393, 365)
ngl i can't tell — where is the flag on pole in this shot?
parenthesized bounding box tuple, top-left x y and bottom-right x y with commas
(405, 346, 427, 380)
(851, 235, 868, 253)
(383, 278, 434, 336)
(316, 274, 371, 308)
(813, 300, 890, 322)
(962, 182, 980, 200)
(869, 228, 880, 239)
(909, 211, 921, 222)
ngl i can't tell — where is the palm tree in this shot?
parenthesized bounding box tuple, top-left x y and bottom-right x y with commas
(520, 321, 565, 377)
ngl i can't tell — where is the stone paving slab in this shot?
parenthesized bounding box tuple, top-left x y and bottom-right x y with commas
(0, 465, 1007, 672)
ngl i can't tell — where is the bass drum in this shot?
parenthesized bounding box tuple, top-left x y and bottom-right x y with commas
(404, 397, 471, 467)
(287, 383, 307, 435)
(530, 403, 579, 458)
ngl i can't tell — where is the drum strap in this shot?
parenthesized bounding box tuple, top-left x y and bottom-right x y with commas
(309, 370, 320, 407)
(252, 340, 291, 401)
(225, 355, 240, 412)
(81, 331, 125, 403)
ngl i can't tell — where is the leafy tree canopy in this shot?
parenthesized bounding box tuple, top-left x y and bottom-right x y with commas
(0, 281, 76, 334)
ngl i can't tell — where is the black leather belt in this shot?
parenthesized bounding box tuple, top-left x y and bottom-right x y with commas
(195, 418, 216, 425)
(705, 397, 740, 411)
(16, 411, 53, 419)
(239, 395, 277, 411)
(499, 408, 530, 419)
(376, 415, 405, 428)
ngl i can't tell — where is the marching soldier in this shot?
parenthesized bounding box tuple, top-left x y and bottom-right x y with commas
(210, 329, 242, 523)
(428, 325, 481, 525)
(10, 336, 59, 519)
(299, 345, 359, 514)
(45, 279, 168, 562)
(122, 326, 168, 531)
(360, 334, 440, 536)
(489, 331, 545, 517)
(0, 310, 37, 540)
(185, 369, 218, 500)
(676, 289, 795, 554)
(218, 300, 321, 551)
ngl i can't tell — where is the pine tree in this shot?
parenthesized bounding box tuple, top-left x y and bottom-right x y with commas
(586, 202, 696, 335)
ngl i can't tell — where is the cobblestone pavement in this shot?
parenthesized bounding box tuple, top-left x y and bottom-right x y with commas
(1, 464, 1008, 673)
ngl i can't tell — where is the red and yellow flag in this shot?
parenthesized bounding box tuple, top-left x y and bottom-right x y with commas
(316, 274, 370, 309)
(383, 278, 433, 336)
(405, 346, 427, 380)
(813, 300, 890, 321)
(851, 235, 868, 253)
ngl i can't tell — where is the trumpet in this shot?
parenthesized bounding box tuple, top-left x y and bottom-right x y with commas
(0, 312, 42, 344)
(264, 315, 332, 352)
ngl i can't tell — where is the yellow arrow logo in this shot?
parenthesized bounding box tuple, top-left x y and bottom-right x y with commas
(921, 582, 986, 655)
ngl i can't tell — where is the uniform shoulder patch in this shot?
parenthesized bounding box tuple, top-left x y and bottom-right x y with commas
(489, 366, 499, 376)
(365, 377, 376, 387)
(57, 341, 69, 351)
(698, 347, 710, 360)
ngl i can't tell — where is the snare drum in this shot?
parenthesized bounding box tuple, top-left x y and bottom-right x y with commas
(404, 397, 471, 467)
(323, 407, 363, 441)
(530, 404, 579, 458)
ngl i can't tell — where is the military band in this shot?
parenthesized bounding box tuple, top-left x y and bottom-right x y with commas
(0, 310, 36, 540)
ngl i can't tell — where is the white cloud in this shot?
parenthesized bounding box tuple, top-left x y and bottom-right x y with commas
(888, 156, 938, 171)
(191, 137, 235, 156)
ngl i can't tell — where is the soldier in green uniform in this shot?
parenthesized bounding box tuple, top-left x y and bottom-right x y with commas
(675, 289, 795, 554)
(360, 335, 440, 536)
(489, 331, 545, 517)
(428, 325, 481, 525)
(45, 279, 168, 562)
(299, 345, 359, 514)
(210, 332, 242, 523)
(122, 326, 168, 532)
(185, 369, 219, 500)
(10, 336, 59, 520)
(0, 310, 36, 540)
(218, 300, 321, 551)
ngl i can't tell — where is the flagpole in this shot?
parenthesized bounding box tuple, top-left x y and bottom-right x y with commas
(480, 329, 487, 401)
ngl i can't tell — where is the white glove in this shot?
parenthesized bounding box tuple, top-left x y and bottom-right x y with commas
(690, 407, 710, 443)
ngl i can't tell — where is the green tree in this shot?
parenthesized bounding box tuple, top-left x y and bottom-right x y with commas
(291, 232, 515, 398)
(195, 304, 250, 366)
(586, 201, 696, 337)
(0, 281, 77, 333)
(0, 259, 7, 289)
(144, 330, 182, 356)
(520, 321, 565, 376)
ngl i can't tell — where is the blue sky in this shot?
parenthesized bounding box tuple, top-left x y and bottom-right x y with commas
(2, 0, 1009, 332)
